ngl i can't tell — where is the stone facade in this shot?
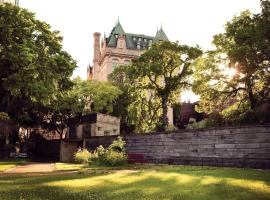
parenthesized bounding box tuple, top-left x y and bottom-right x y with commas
(88, 21, 168, 81)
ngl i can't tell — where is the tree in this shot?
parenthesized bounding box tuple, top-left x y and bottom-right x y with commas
(109, 64, 162, 133)
(41, 78, 122, 139)
(0, 4, 76, 127)
(131, 41, 202, 130)
(193, 0, 270, 123)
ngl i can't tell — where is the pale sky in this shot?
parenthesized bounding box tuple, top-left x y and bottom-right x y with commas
(19, 0, 261, 102)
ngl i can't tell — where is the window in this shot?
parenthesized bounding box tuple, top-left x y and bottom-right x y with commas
(104, 131, 110, 136)
(115, 34, 118, 38)
(133, 37, 136, 41)
(113, 129, 117, 133)
(138, 38, 142, 41)
(144, 38, 147, 42)
(137, 43, 140, 49)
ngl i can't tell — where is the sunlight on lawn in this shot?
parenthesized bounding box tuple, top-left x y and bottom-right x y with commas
(226, 178, 270, 193)
(0, 164, 16, 172)
(44, 169, 270, 199)
(1, 165, 270, 200)
(55, 163, 87, 171)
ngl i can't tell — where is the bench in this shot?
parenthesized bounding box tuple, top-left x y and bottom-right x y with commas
(128, 153, 147, 163)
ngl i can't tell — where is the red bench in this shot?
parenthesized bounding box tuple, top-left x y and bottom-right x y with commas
(128, 153, 147, 163)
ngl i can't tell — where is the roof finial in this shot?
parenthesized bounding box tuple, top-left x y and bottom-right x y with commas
(117, 16, 120, 24)
(160, 23, 163, 30)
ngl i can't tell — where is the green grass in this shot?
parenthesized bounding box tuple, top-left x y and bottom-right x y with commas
(55, 163, 88, 171)
(0, 159, 29, 172)
(0, 164, 270, 200)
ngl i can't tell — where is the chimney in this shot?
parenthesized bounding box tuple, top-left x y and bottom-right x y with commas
(93, 32, 101, 63)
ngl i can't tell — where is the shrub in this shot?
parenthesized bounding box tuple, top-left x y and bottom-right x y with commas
(74, 149, 91, 164)
(187, 117, 219, 129)
(104, 150, 127, 166)
(73, 137, 128, 166)
(108, 136, 126, 152)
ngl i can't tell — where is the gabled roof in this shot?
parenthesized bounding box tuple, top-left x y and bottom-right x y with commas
(106, 21, 169, 49)
(107, 21, 125, 47)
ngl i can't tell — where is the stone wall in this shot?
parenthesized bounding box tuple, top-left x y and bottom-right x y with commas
(60, 141, 82, 163)
(124, 125, 270, 168)
(83, 125, 270, 168)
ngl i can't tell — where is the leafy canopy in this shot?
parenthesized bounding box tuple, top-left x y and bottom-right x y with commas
(0, 4, 76, 126)
(193, 0, 270, 123)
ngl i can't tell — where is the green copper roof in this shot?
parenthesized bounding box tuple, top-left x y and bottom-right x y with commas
(107, 21, 125, 47)
(155, 27, 169, 41)
(106, 22, 169, 49)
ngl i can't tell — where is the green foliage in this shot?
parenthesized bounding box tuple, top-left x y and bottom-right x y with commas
(104, 150, 127, 166)
(0, 112, 10, 121)
(187, 118, 219, 129)
(93, 137, 127, 166)
(132, 41, 202, 130)
(108, 136, 126, 152)
(109, 64, 162, 133)
(109, 41, 202, 132)
(71, 78, 122, 114)
(0, 4, 76, 127)
(74, 137, 128, 166)
(40, 78, 121, 139)
(193, 1, 270, 124)
(74, 149, 91, 164)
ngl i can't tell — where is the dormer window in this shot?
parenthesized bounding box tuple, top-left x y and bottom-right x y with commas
(137, 43, 140, 49)
(138, 38, 142, 41)
(149, 39, 152, 44)
(133, 37, 136, 41)
(115, 34, 119, 38)
(144, 38, 147, 42)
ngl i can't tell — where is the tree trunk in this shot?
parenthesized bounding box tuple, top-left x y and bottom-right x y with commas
(161, 96, 168, 131)
(246, 80, 256, 109)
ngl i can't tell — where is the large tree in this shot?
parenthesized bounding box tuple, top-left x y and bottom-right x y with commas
(0, 4, 76, 127)
(193, 0, 270, 122)
(131, 41, 202, 130)
(109, 64, 162, 133)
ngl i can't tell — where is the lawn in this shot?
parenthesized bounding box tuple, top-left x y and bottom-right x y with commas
(0, 159, 29, 172)
(0, 164, 270, 200)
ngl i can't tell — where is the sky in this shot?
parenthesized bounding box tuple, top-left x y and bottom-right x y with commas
(19, 0, 261, 102)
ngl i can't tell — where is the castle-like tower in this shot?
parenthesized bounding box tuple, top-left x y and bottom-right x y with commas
(88, 21, 169, 81)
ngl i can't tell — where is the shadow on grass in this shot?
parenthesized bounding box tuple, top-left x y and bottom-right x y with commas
(0, 166, 270, 200)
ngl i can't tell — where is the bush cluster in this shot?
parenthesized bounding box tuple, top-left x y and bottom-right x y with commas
(73, 136, 127, 166)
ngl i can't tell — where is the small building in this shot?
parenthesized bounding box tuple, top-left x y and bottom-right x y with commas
(67, 113, 120, 139)
(60, 113, 120, 162)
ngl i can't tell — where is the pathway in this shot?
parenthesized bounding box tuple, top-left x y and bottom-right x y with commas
(5, 163, 55, 173)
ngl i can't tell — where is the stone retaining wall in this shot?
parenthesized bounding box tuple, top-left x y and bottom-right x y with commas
(84, 125, 270, 168)
(124, 125, 270, 168)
